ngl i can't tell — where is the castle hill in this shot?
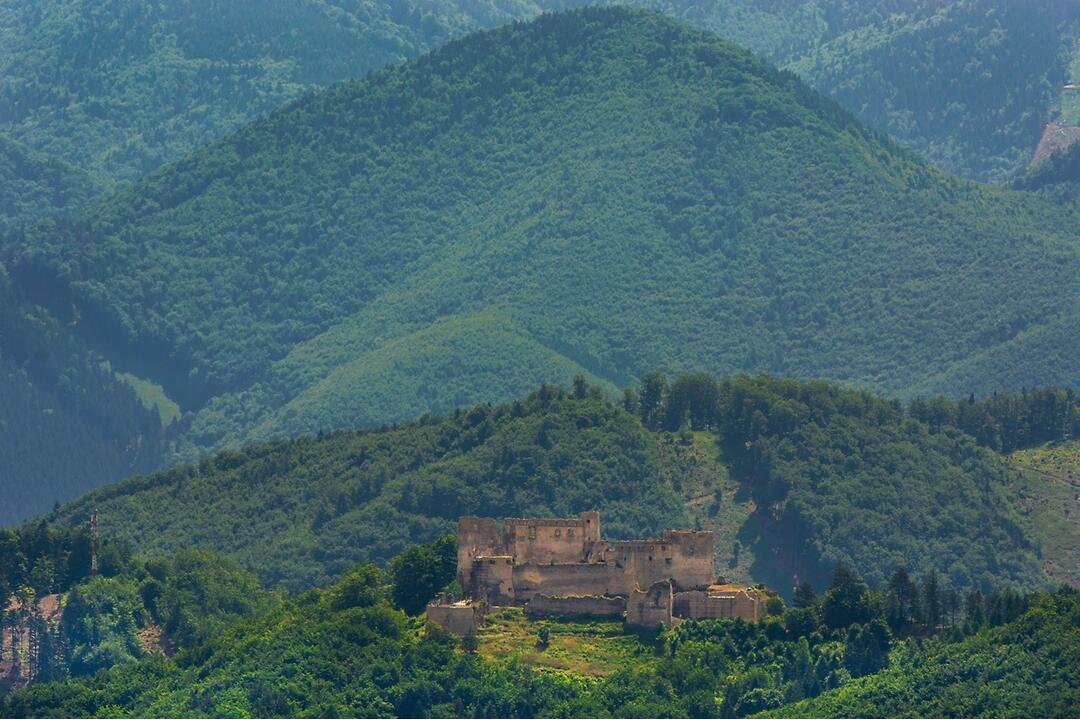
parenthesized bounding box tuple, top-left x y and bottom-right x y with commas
(426, 511, 767, 635)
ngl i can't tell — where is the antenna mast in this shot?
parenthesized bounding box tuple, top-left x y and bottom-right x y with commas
(90, 510, 99, 577)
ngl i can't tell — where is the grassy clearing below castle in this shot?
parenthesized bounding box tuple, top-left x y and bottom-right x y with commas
(476, 607, 655, 678)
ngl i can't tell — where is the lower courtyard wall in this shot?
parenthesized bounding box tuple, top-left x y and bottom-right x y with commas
(524, 594, 626, 618)
(673, 588, 762, 621)
(426, 603, 481, 636)
(512, 562, 627, 600)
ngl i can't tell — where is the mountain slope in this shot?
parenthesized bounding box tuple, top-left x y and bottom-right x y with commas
(625, 0, 1078, 183)
(1010, 440, 1080, 588)
(4, 0, 1073, 193)
(3, 3, 1077, 526)
(5, 561, 1077, 718)
(0, 264, 168, 525)
(50, 376, 1049, 595)
(0, 135, 100, 235)
(776, 0, 1076, 184)
(0, 0, 558, 191)
(2, 0, 583, 524)
(1016, 140, 1080, 200)
(12, 8, 1080, 474)
(767, 590, 1080, 718)
(0, 134, 171, 524)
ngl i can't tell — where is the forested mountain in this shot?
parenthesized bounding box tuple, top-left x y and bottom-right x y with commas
(3, 3, 1078, 524)
(0, 136, 100, 236)
(1017, 140, 1080, 201)
(720, 0, 1078, 183)
(0, 135, 140, 524)
(0, 532, 278, 692)
(3, 0, 1073, 194)
(4, 377, 1077, 714)
(0, 0, 567, 193)
(2, 4, 1077, 715)
(769, 590, 1080, 718)
(4, 538, 1076, 718)
(592, 0, 1080, 183)
(47, 375, 1065, 597)
(9, 8, 1079, 490)
(0, 0, 587, 521)
(0, 265, 168, 525)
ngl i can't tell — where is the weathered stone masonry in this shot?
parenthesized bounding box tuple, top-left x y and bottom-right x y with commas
(428, 511, 765, 634)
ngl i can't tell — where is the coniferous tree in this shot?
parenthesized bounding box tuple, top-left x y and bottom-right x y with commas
(793, 581, 817, 609)
(885, 569, 918, 629)
(822, 565, 870, 629)
(965, 590, 985, 628)
(639, 372, 668, 431)
(922, 570, 941, 629)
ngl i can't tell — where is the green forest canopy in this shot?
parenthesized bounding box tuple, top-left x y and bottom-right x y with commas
(767, 589, 1080, 718)
(49, 375, 1064, 596)
(0, 264, 167, 525)
(3, 543, 1076, 718)
(10, 8, 1080, 482)
(3, 3, 1079, 525)
(2, 0, 1072, 199)
(0, 0, 538, 192)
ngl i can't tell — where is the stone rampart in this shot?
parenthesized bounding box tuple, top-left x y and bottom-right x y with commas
(673, 586, 762, 622)
(505, 519, 591, 565)
(524, 594, 625, 618)
(512, 562, 625, 600)
(426, 603, 481, 636)
(458, 516, 502, 587)
(473, 555, 514, 605)
(626, 580, 673, 629)
(609, 530, 713, 592)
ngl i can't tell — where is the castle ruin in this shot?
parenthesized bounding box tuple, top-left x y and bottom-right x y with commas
(428, 511, 764, 633)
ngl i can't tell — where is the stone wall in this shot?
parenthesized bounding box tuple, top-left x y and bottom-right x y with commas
(512, 562, 625, 600)
(608, 530, 713, 592)
(626, 580, 673, 629)
(505, 518, 592, 565)
(459, 512, 604, 588)
(504, 510, 602, 564)
(524, 594, 625, 618)
(458, 512, 715, 608)
(473, 555, 514, 605)
(673, 587, 762, 622)
(426, 603, 481, 636)
(457, 516, 502, 588)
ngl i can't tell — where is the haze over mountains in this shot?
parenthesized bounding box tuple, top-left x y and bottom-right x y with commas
(1, 5, 1080, 716)
(2, 3, 1080, 522)
(3, 0, 1075, 199)
(15, 11, 1080, 437)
